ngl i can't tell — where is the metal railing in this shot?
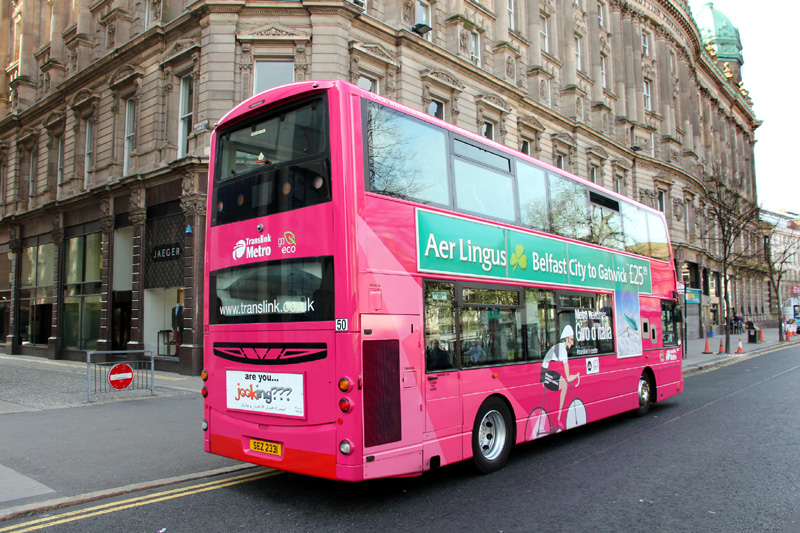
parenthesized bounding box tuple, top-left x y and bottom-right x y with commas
(86, 350, 155, 402)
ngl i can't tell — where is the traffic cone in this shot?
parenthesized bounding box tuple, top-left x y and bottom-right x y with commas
(760, 329, 765, 342)
(736, 338, 744, 354)
(702, 337, 713, 354)
(717, 338, 725, 354)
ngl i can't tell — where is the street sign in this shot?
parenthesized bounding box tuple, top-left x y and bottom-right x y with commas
(108, 363, 134, 390)
(677, 281, 686, 293)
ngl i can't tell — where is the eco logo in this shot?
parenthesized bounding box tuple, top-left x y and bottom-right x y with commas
(278, 231, 297, 254)
(510, 244, 527, 271)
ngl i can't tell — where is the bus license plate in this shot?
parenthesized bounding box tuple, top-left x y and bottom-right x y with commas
(249, 438, 282, 456)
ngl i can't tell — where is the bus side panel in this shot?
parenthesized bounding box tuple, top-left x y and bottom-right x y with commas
(360, 197, 418, 275)
(360, 314, 425, 479)
(640, 294, 684, 403)
(653, 360, 683, 402)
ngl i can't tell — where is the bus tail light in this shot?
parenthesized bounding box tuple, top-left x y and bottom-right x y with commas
(338, 377, 351, 392)
(339, 440, 353, 455)
(201, 386, 209, 398)
(202, 420, 208, 431)
(338, 398, 352, 413)
(201, 369, 208, 381)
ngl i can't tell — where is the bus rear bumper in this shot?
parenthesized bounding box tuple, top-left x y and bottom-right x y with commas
(205, 408, 338, 479)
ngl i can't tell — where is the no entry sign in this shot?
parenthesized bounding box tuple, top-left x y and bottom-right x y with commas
(108, 363, 134, 390)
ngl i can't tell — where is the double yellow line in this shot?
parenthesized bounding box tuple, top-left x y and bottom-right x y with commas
(1, 470, 280, 533)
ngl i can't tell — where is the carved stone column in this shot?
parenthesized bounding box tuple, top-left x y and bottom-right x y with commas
(7, 229, 21, 353)
(178, 171, 207, 375)
(127, 188, 146, 352)
(97, 197, 115, 352)
(47, 215, 64, 359)
(178, 172, 206, 376)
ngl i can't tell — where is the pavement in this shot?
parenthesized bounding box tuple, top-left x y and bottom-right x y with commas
(0, 328, 797, 522)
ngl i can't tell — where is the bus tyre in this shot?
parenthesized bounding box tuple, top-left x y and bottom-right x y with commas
(635, 373, 652, 417)
(472, 397, 513, 474)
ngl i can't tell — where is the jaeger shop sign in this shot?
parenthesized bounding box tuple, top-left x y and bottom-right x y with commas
(416, 210, 653, 294)
(152, 243, 182, 262)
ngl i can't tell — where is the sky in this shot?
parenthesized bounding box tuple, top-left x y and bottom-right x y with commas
(689, 1, 799, 215)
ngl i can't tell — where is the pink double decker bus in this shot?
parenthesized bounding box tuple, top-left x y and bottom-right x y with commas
(202, 80, 683, 481)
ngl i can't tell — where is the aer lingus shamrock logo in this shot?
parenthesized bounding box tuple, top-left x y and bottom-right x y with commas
(510, 244, 527, 271)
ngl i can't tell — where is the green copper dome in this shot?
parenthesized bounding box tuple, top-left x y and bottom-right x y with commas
(694, 2, 743, 64)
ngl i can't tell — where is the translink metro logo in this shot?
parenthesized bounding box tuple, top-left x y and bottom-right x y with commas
(232, 234, 273, 260)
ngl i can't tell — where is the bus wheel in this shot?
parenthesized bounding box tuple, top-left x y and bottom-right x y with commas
(472, 397, 513, 474)
(635, 373, 652, 417)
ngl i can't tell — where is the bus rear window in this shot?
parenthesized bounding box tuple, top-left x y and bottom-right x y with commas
(209, 256, 334, 324)
(212, 96, 331, 226)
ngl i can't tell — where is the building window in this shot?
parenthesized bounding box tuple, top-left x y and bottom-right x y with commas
(543, 78, 552, 108)
(556, 154, 564, 169)
(56, 136, 64, 194)
(123, 98, 135, 176)
(657, 190, 665, 212)
(28, 149, 36, 197)
(428, 99, 445, 120)
(615, 177, 622, 194)
(589, 166, 597, 183)
(643, 79, 652, 111)
(600, 54, 608, 89)
(63, 233, 102, 350)
(470, 31, 481, 66)
(685, 200, 691, 234)
(482, 121, 494, 140)
(416, 0, 433, 41)
(575, 36, 582, 72)
(0, 158, 6, 204)
(83, 120, 93, 189)
(253, 60, 294, 95)
(598, 1, 605, 27)
(348, 0, 367, 11)
(508, 0, 515, 31)
(19, 243, 55, 347)
(641, 31, 650, 57)
(540, 14, 549, 54)
(520, 140, 530, 155)
(178, 74, 193, 158)
(357, 74, 378, 94)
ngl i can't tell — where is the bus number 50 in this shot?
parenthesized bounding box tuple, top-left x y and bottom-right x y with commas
(335, 319, 349, 331)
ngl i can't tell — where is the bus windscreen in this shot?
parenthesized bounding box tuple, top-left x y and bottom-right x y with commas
(212, 96, 331, 226)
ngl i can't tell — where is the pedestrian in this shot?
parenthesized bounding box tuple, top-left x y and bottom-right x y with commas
(427, 339, 451, 370)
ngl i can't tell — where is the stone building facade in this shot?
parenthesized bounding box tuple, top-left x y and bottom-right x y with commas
(0, 0, 763, 374)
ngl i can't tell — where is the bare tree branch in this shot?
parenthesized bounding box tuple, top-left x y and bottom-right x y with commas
(702, 170, 763, 352)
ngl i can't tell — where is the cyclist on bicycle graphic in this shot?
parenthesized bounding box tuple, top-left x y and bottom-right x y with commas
(540, 325, 581, 432)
